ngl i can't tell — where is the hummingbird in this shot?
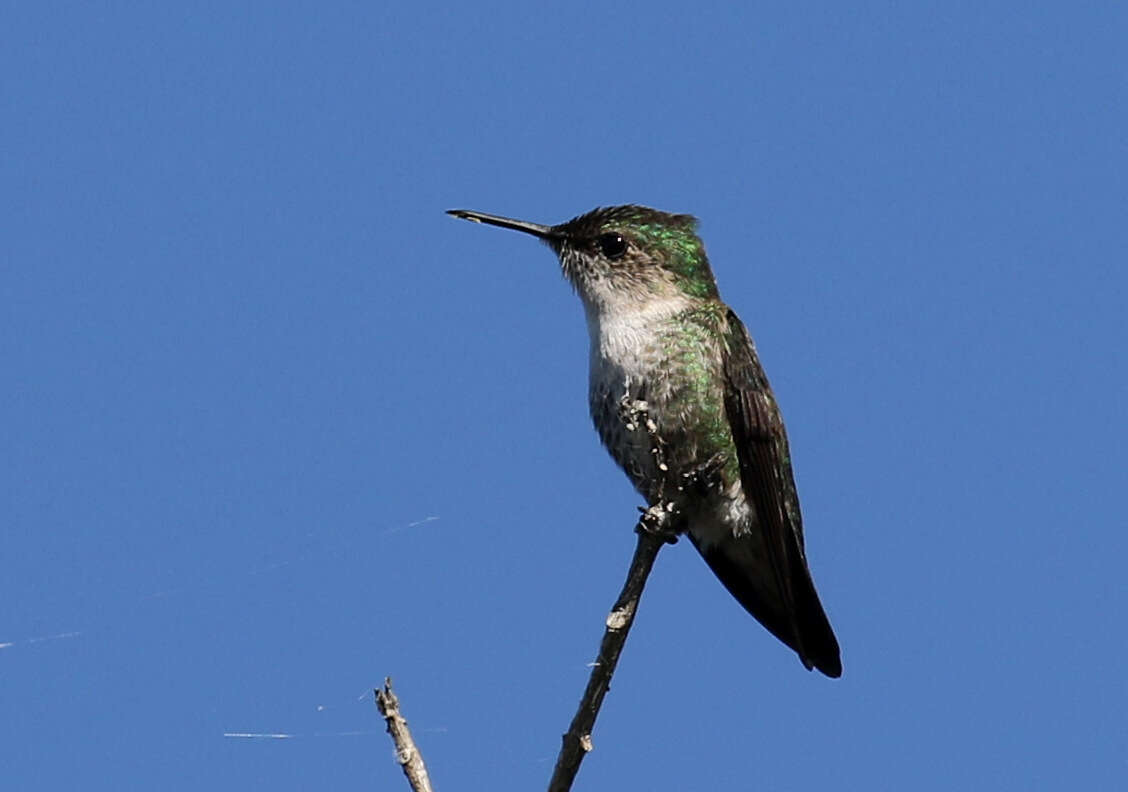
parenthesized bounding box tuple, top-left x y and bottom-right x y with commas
(447, 205, 842, 677)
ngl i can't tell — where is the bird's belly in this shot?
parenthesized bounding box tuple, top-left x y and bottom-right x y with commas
(587, 356, 736, 509)
(592, 376, 755, 550)
(587, 362, 661, 496)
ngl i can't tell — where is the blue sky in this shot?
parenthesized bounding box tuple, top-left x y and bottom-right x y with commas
(3, 2, 1125, 789)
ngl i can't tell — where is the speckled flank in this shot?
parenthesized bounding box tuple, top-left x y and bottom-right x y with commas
(657, 305, 740, 482)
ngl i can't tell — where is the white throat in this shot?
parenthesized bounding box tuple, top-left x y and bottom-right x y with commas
(583, 293, 693, 377)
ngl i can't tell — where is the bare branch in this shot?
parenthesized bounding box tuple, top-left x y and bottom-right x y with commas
(375, 678, 435, 792)
(547, 526, 668, 792)
(374, 396, 683, 791)
(548, 394, 682, 792)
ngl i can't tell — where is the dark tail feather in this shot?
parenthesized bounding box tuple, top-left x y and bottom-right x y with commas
(693, 536, 842, 678)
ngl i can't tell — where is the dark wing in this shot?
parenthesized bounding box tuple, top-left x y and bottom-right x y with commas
(718, 309, 841, 677)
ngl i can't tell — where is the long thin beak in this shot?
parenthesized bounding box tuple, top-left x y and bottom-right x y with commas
(446, 209, 561, 241)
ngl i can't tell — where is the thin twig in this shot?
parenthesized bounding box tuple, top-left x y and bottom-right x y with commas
(375, 678, 435, 792)
(547, 395, 680, 792)
(376, 397, 678, 792)
(546, 526, 668, 792)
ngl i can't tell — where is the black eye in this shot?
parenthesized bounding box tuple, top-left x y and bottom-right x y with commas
(597, 232, 628, 260)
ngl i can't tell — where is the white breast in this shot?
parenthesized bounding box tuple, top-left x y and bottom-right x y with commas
(583, 294, 693, 380)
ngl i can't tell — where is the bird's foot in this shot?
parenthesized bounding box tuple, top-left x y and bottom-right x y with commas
(678, 452, 727, 498)
(636, 503, 680, 544)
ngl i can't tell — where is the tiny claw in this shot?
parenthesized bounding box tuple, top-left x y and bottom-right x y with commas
(635, 503, 681, 544)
